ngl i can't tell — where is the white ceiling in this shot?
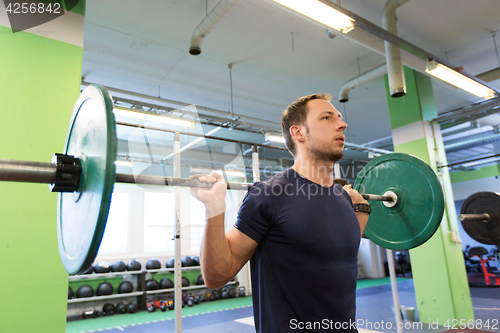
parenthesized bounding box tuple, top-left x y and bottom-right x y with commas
(81, 0, 500, 170)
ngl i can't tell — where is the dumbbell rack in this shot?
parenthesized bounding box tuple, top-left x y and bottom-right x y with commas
(67, 266, 238, 311)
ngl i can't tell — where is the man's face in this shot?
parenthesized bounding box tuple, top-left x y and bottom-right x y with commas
(303, 99, 347, 163)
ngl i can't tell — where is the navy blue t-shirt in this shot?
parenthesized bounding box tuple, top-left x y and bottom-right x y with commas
(234, 169, 360, 332)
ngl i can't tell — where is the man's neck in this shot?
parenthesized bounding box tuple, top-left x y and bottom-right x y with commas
(291, 159, 335, 187)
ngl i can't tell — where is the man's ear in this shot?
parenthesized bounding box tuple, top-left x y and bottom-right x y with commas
(290, 125, 305, 143)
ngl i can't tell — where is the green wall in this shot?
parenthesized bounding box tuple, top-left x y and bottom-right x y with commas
(0, 10, 84, 332)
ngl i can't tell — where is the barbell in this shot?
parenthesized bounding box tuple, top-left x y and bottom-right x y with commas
(0, 84, 447, 274)
(459, 191, 500, 245)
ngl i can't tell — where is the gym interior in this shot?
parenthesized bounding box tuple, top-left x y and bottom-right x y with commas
(1, 1, 500, 332)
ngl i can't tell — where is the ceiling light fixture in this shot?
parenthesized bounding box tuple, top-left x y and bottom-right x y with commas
(265, 133, 286, 143)
(113, 107, 195, 128)
(272, 0, 355, 34)
(115, 159, 133, 167)
(425, 60, 495, 100)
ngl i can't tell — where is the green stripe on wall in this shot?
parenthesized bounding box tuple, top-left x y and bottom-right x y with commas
(393, 137, 431, 164)
(0, 25, 83, 333)
(450, 163, 500, 183)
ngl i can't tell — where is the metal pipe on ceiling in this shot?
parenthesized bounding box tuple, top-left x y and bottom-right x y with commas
(81, 81, 281, 133)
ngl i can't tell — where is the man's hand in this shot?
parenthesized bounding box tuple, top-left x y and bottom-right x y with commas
(342, 184, 369, 205)
(343, 184, 370, 236)
(190, 171, 227, 218)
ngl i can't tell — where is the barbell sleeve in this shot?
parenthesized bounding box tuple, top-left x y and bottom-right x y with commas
(361, 193, 394, 202)
(458, 213, 490, 222)
(0, 159, 57, 184)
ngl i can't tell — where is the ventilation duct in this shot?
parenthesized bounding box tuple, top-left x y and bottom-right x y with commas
(444, 130, 500, 153)
(382, 0, 408, 97)
(337, 20, 427, 102)
(189, 0, 241, 55)
(339, 64, 387, 102)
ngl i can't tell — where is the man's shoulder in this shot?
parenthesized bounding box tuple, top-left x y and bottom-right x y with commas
(249, 169, 296, 191)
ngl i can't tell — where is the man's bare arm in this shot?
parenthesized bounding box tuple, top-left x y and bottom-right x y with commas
(191, 172, 258, 289)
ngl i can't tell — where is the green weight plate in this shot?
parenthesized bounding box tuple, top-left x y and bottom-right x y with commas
(57, 84, 117, 275)
(354, 153, 444, 250)
(460, 191, 500, 245)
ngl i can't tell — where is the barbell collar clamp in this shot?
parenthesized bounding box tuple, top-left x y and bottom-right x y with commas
(458, 213, 490, 222)
(49, 154, 82, 193)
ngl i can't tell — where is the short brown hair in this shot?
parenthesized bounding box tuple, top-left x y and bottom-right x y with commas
(281, 93, 332, 156)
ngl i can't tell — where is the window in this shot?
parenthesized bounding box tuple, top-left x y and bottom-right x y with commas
(143, 192, 175, 253)
(98, 192, 130, 254)
(190, 196, 206, 251)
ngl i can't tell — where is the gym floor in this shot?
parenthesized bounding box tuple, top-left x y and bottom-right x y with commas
(66, 278, 500, 333)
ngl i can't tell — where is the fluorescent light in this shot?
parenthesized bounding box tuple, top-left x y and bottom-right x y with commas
(190, 167, 246, 178)
(115, 160, 133, 167)
(265, 133, 286, 143)
(113, 108, 195, 128)
(425, 60, 495, 99)
(273, 0, 355, 33)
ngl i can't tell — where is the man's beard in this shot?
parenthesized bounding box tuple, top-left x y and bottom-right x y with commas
(309, 144, 344, 163)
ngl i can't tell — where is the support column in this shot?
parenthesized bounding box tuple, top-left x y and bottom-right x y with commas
(0, 2, 86, 332)
(384, 67, 474, 324)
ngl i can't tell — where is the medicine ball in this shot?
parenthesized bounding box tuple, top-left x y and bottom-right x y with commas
(127, 259, 142, 271)
(96, 282, 114, 296)
(76, 284, 94, 298)
(116, 302, 127, 314)
(146, 278, 160, 290)
(195, 274, 204, 285)
(192, 255, 200, 266)
(127, 303, 137, 313)
(94, 261, 111, 274)
(102, 303, 115, 315)
(82, 265, 94, 274)
(68, 286, 74, 299)
(160, 278, 174, 289)
(166, 258, 175, 268)
(182, 276, 190, 287)
(181, 256, 193, 267)
(117, 281, 134, 294)
(146, 258, 161, 270)
(111, 260, 126, 272)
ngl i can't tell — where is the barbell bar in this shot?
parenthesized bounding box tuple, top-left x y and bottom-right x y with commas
(0, 158, 252, 191)
(0, 84, 446, 275)
(0, 158, 399, 198)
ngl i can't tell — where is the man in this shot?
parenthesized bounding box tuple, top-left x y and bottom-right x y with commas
(191, 93, 370, 332)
